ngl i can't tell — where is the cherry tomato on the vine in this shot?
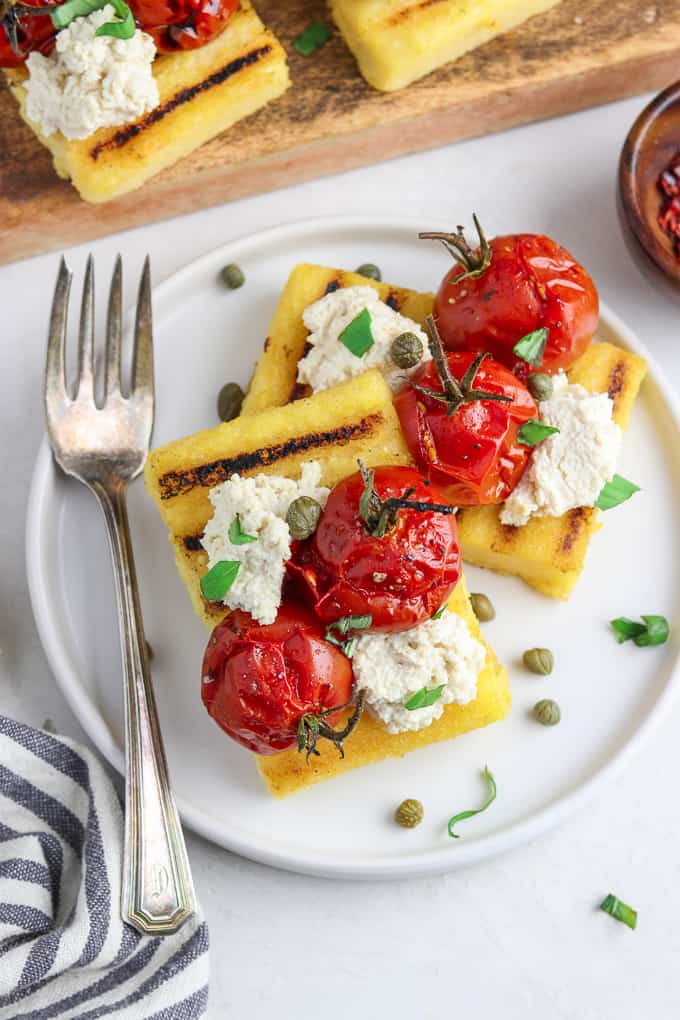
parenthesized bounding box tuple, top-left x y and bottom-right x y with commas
(422, 219, 598, 375)
(201, 600, 355, 756)
(289, 465, 461, 633)
(394, 322, 537, 507)
(0, 0, 59, 68)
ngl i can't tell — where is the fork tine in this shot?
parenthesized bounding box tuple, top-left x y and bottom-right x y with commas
(46, 257, 72, 407)
(132, 256, 153, 397)
(105, 255, 123, 397)
(75, 254, 95, 402)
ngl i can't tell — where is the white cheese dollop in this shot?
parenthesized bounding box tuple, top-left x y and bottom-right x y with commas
(500, 372, 622, 527)
(24, 6, 159, 141)
(297, 285, 431, 394)
(201, 462, 329, 625)
(352, 610, 485, 734)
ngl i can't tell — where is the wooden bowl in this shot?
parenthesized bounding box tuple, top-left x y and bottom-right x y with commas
(618, 81, 680, 297)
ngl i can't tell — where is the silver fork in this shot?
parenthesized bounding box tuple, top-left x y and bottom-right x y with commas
(45, 255, 196, 935)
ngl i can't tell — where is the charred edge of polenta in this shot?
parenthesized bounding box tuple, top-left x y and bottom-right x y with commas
(156, 412, 385, 499)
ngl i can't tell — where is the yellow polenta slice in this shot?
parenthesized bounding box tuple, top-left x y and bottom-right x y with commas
(242, 263, 434, 415)
(329, 0, 562, 92)
(145, 369, 414, 627)
(257, 576, 509, 798)
(243, 262, 647, 600)
(144, 368, 510, 796)
(457, 343, 647, 599)
(4, 1, 289, 203)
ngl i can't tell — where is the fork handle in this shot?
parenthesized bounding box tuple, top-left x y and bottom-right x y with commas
(94, 479, 196, 935)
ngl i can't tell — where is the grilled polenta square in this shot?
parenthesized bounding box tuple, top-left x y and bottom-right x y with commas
(257, 576, 509, 798)
(243, 262, 646, 600)
(4, 1, 289, 203)
(144, 369, 510, 796)
(145, 370, 414, 627)
(457, 342, 647, 599)
(329, 0, 562, 92)
(242, 263, 434, 415)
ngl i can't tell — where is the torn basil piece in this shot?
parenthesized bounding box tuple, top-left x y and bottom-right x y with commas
(595, 474, 640, 511)
(339, 308, 374, 358)
(200, 561, 240, 602)
(403, 684, 446, 711)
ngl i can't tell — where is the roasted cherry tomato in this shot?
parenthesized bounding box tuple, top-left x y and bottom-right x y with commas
(132, 0, 238, 51)
(289, 465, 461, 633)
(0, 0, 59, 69)
(201, 600, 356, 756)
(422, 218, 598, 375)
(394, 323, 536, 506)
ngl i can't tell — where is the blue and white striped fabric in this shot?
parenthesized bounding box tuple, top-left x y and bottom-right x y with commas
(0, 716, 209, 1020)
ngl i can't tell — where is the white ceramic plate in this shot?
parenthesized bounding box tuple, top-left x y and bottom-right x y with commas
(26, 217, 680, 880)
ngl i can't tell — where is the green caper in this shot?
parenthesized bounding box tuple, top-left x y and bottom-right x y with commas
(286, 495, 322, 540)
(220, 263, 245, 289)
(533, 698, 561, 726)
(523, 647, 554, 675)
(527, 373, 554, 402)
(355, 263, 381, 281)
(395, 798, 424, 828)
(217, 382, 245, 422)
(470, 593, 496, 622)
(390, 331, 424, 369)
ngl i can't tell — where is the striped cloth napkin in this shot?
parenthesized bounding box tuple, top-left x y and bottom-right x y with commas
(0, 716, 209, 1019)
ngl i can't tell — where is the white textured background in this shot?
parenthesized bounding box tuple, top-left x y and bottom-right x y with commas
(2, 92, 680, 1018)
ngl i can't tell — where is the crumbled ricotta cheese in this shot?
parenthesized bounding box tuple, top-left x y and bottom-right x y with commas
(201, 462, 329, 625)
(297, 286, 431, 394)
(352, 611, 485, 734)
(24, 7, 159, 141)
(500, 372, 622, 527)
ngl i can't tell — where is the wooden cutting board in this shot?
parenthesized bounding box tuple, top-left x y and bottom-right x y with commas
(2, 0, 680, 264)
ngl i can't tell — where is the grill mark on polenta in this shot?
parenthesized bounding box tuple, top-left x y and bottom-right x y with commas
(289, 381, 311, 402)
(289, 339, 313, 402)
(607, 361, 626, 409)
(385, 291, 402, 311)
(158, 412, 385, 499)
(387, 0, 449, 25)
(89, 44, 273, 160)
(324, 278, 341, 295)
(497, 523, 519, 546)
(183, 534, 204, 551)
(559, 507, 589, 555)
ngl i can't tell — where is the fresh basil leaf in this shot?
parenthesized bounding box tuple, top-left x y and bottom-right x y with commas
(635, 615, 669, 647)
(50, 0, 102, 29)
(325, 614, 372, 656)
(338, 308, 374, 358)
(610, 614, 669, 647)
(432, 605, 447, 620)
(96, 0, 135, 39)
(517, 419, 560, 446)
(513, 328, 549, 367)
(404, 684, 446, 711)
(595, 474, 640, 511)
(326, 614, 372, 638)
(293, 20, 332, 56)
(610, 617, 646, 644)
(49, 0, 134, 36)
(600, 893, 637, 930)
(228, 515, 257, 545)
(448, 766, 497, 838)
(200, 561, 240, 602)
